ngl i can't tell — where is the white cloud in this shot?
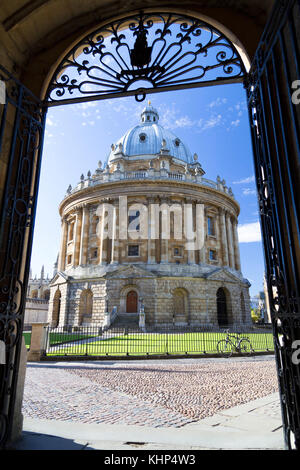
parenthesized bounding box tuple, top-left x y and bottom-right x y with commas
(231, 119, 240, 127)
(174, 115, 195, 128)
(238, 222, 262, 243)
(200, 114, 223, 131)
(242, 188, 257, 196)
(46, 117, 56, 127)
(208, 97, 227, 108)
(233, 175, 255, 184)
(158, 106, 196, 130)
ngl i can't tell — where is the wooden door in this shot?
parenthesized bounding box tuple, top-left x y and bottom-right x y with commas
(126, 291, 138, 313)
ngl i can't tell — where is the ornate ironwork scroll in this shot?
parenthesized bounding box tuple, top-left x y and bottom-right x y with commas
(45, 11, 246, 105)
(0, 65, 46, 447)
(245, 0, 300, 450)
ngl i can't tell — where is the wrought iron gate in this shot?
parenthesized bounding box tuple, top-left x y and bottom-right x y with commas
(0, 1, 299, 450)
(0, 65, 46, 446)
(245, 0, 300, 449)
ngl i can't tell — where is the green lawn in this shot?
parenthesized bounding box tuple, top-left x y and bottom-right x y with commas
(44, 331, 275, 357)
(23, 331, 97, 349)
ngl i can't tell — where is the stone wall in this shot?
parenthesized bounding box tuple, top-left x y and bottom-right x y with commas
(24, 299, 49, 324)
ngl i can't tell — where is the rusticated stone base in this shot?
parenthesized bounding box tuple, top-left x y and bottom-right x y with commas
(47, 263, 251, 328)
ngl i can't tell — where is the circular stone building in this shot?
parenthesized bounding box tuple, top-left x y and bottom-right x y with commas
(48, 103, 251, 329)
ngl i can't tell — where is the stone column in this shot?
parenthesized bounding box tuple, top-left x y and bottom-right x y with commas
(198, 204, 206, 265)
(79, 205, 90, 266)
(186, 199, 195, 265)
(232, 217, 241, 271)
(160, 198, 169, 264)
(110, 200, 119, 265)
(147, 198, 156, 264)
(73, 207, 82, 267)
(58, 216, 68, 271)
(99, 202, 108, 265)
(219, 208, 229, 266)
(226, 212, 235, 268)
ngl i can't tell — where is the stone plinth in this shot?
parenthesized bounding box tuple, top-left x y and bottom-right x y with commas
(27, 323, 49, 362)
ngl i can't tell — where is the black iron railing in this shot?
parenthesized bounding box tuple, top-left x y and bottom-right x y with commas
(38, 324, 275, 358)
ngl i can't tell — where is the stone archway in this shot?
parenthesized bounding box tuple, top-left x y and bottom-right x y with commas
(52, 289, 61, 328)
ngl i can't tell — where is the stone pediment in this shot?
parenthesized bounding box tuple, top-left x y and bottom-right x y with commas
(204, 268, 244, 283)
(105, 264, 156, 279)
(49, 271, 69, 286)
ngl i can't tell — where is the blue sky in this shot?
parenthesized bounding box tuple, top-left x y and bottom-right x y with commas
(30, 83, 265, 297)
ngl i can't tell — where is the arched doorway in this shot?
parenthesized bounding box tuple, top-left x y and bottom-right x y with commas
(173, 288, 189, 324)
(217, 288, 228, 327)
(241, 292, 246, 323)
(79, 289, 93, 325)
(126, 291, 138, 313)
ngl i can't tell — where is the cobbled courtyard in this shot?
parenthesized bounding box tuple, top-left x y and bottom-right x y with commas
(22, 356, 279, 428)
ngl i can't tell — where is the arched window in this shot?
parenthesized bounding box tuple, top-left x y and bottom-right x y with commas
(91, 215, 99, 235)
(31, 289, 38, 299)
(69, 222, 74, 241)
(79, 289, 93, 325)
(43, 289, 50, 301)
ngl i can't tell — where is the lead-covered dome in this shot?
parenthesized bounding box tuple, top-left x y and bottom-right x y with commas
(107, 103, 193, 165)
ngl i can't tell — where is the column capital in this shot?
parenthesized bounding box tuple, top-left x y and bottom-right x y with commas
(184, 196, 194, 204)
(159, 196, 170, 205)
(73, 204, 83, 214)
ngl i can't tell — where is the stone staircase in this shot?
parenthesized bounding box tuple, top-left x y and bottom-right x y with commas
(109, 313, 140, 330)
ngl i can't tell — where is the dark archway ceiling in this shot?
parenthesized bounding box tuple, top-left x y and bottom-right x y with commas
(0, 0, 275, 94)
(0, 1, 275, 53)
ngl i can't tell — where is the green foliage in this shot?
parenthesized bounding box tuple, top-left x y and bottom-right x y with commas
(251, 308, 261, 323)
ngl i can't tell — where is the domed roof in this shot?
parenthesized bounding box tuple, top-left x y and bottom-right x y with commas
(107, 102, 193, 165)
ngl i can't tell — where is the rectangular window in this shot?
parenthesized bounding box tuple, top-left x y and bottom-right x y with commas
(209, 249, 217, 261)
(174, 247, 182, 257)
(128, 245, 139, 257)
(67, 254, 72, 265)
(207, 216, 215, 236)
(69, 222, 74, 241)
(91, 248, 98, 258)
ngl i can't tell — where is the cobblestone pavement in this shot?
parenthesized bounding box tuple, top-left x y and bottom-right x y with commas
(22, 356, 280, 428)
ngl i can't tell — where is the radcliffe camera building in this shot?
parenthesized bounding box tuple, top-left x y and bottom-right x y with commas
(48, 103, 251, 328)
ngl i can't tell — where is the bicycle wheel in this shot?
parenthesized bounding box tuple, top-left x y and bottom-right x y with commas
(217, 339, 234, 358)
(238, 338, 253, 355)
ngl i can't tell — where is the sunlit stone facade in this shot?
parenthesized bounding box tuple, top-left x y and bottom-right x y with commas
(48, 103, 251, 328)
